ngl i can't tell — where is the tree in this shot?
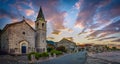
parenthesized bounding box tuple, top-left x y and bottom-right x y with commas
(47, 47, 54, 52)
(56, 46, 67, 52)
(112, 47, 117, 50)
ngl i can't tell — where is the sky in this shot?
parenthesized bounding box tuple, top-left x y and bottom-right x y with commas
(0, 0, 120, 45)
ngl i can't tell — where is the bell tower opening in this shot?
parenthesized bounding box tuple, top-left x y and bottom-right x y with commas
(42, 23, 44, 28)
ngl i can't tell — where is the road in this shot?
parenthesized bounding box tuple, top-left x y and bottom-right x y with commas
(39, 51, 87, 64)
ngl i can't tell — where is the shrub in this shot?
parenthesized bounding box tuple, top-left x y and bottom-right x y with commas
(27, 52, 35, 61)
(28, 52, 49, 60)
(50, 50, 62, 55)
(47, 47, 54, 52)
(41, 52, 49, 57)
(34, 53, 41, 60)
(28, 53, 31, 61)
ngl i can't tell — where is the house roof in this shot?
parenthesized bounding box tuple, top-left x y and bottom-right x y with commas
(46, 40, 55, 45)
(1, 19, 35, 34)
(58, 38, 76, 45)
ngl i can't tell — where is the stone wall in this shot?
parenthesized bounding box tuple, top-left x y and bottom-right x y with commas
(0, 28, 9, 52)
(3, 21, 35, 54)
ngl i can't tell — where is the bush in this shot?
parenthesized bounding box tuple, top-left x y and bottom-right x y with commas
(28, 52, 49, 60)
(34, 53, 41, 60)
(50, 50, 62, 55)
(41, 52, 49, 57)
(47, 47, 54, 52)
(27, 52, 36, 61)
(28, 53, 31, 61)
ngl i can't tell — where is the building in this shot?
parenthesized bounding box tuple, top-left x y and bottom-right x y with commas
(56, 38, 77, 53)
(0, 7, 47, 54)
(46, 40, 56, 49)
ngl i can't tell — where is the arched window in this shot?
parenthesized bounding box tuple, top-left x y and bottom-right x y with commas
(22, 32, 25, 35)
(37, 23, 39, 27)
(42, 23, 44, 28)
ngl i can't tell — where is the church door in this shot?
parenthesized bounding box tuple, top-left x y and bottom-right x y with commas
(22, 46, 26, 53)
(20, 41, 28, 54)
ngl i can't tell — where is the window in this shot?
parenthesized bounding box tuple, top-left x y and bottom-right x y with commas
(22, 32, 25, 35)
(43, 48, 45, 52)
(37, 23, 39, 27)
(42, 23, 44, 28)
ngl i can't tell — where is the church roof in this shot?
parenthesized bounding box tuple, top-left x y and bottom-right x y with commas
(1, 20, 35, 34)
(37, 7, 45, 20)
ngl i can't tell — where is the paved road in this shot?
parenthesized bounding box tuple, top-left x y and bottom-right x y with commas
(39, 51, 87, 64)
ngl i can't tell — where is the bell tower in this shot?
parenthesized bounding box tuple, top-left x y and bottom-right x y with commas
(35, 7, 47, 52)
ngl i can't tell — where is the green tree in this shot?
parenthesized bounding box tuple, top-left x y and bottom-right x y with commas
(47, 47, 54, 52)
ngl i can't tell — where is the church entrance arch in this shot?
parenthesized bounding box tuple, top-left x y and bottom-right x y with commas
(20, 41, 28, 54)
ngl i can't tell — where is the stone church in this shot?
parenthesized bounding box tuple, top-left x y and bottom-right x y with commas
(0, 7, 47, 54)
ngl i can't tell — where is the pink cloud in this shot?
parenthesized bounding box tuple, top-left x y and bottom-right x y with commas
(74, 0, 83, 10)
(25, 9, 34, 16)
(26, 19, 35, 28)
(52, 30, 61, 35)
(11, 18, 19, 23)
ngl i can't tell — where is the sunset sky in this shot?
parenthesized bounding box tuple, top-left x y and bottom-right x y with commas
(0, 0, 120, 45)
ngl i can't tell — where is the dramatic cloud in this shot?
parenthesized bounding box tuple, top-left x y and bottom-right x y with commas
(73, 0, 83, 10)
(11, 18, 19, 23)
(75, 0, 120, 42)
(68, 29, 74, 33)
(25, 9, 34, 16)
(112, 39, 120, 42)
(98, 37, 117, 41)
(87, 19, 120, 39)
(26, 19, 35, 28)
(64, 37, 73, 41)
(31, 0, 66, 34)
(0, 0, 120, 43)
(75, 0, 109, 29)
(75, 0, 120, 31)
(47, 37, 55, 40)
(52, 30, 61, 35)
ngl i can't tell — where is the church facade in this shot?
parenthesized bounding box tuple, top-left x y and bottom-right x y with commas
(0, 7, 47, 54)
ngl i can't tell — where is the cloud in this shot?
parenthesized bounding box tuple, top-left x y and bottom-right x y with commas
(0, 0, 67, 35)
(25, 19, 35, 28)
(52, 30, 61, 35)
(87, 19, 120, 39)
(47, 37, 55, 40)
(11, 18, 19, 23)
(25, 9, 34, 16)
(68, 29, 73, 33)
(86, 30, 103, 38)
(87, 37, 96, 40)
(75, 0, 120, 40)
(0, 8, 19, 19)
(31, 0, 66, 34)
(111, 39, 120, 42)
(74, 0, 115, 31)
(98, 37, 117, 41)
(64, 37, 73, 41)
(73, 0, 83, 10)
